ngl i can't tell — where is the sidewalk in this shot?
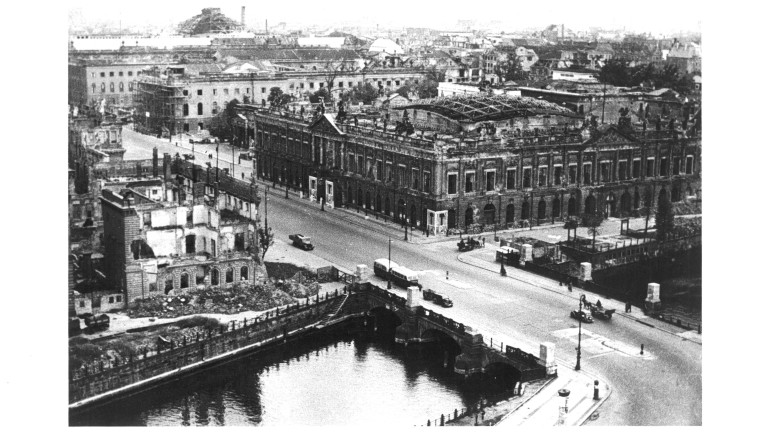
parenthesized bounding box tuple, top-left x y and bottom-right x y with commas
(458, 246, 702, 344)
(498, 361, 609, 427)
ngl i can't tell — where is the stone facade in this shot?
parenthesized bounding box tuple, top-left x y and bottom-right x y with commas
(240, 103, 701, 234)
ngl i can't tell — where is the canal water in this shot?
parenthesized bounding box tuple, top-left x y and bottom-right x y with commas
(71, 327, 509, 426)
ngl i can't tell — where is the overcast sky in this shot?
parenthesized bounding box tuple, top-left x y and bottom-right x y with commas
(68, 0, 701, 35)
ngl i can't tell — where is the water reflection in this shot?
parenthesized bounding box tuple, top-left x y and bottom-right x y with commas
(71, 327, 509, 426)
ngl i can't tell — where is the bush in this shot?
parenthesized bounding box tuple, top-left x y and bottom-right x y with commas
(176, 316, 221, 330)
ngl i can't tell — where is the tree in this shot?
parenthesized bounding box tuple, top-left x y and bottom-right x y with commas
(267, 87, 291, 109)
(563, 217, 579, 242)
(493, 56, 524, 82)
(308, 88, 331, 104)
(655, 192, 675, 241)
(582, 214, 604, 249)
(257, 227, 274, 261)
(209, 99, 241, 142)
(348, 83, 378, 105)
(598, 59, 632, 86)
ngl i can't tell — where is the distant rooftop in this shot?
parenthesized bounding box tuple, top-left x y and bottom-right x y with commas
(401, 94, 578, 123)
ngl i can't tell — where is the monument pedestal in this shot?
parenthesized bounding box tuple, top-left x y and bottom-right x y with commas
(645, 282, 661, 313)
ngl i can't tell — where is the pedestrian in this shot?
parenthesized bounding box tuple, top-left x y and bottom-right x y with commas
(446, 271, 449, 280)
(568, 281, 573, 292)
(241, 172, 245, 179)
(482, 237, 485, 247)
(517, 381, 523, 396)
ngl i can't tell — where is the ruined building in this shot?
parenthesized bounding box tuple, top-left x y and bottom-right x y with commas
(238, 93, 701, 234)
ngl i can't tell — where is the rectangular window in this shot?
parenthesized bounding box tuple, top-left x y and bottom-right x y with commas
(339, 81, 344, 88)
(197, 89, 203, 95)
(213, 88, 217, 95)
(300, 83, 305, 89)
(109, 296, 114, 303)
(118, 71, 123, 76)
(465, 172, 475, 193)
(348, 154, 355, 172)
(506, 168, 516, 190)
(554, 165, 563, 185)
(224, 88, 229, 95)
(246, 88, 250, 94)
(116, 295, 122, 302)
(412, 168, 419, 189)
(100, 72, 105, 77)
(385, 162, 392, 182)
(358, 156, 365, 175)
(387, 80, 392, 86)
(583, 163, 592, 184)
(79, 301, 85, 308)
(423, 171, 431, 192)
(673, 157, 681, 175)
(686, 155, 694, 174)
(538, 167, 547, 186)
(618, 160, 628, 181)
(310, 82, 315, 89)
(632, 158, 641, 178)
(568, 164, 577, 184)
(660, 157, 668, 176)
(143, 212, 151, 227)
(646, 157, 655, 177)
(396, 80, 400, 86)
(109, 72, 114, 77)
(262, 87, 267, 93)
(319, 83, 324, 88)
(376, 160, 383, 180)
(349, 81, 353, 87)
(600, 162, 610, 182)
(448, 173, 458, 195)
(128, 71, 133, 76)
(486, 170, 496, 191)
(523, 167, 532, 188)
(398, 165, 406, 187)
(235, 88, 240, 94)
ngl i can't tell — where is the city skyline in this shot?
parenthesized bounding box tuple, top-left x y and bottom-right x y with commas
(68, 0, 702, 36)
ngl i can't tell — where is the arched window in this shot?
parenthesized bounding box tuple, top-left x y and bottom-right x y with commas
(91, 83, 96, 94)
(129, 82, 134, 91)
(100, 83, 105, 93)
(180, 273, 189, 289)
(226, 267, 234, 283)
(183, 103, 189, 116)
(464, 207, 474, 227)
(537, 199, 546, 220)
(211, 268, 220, 286)
(240, 266, 249, 281)
(521, 201, 530, 220)
(448, 209, 456, 229)
(109, 82, 114, 92)
(506, 204, 515, 225)
(483, 203, 496, 225)
(165, 277, 174, 293)
(552, 198, 561, 219)
(584, 195, 596, 214)
(197, 103, 203, 115)
(568, 197, 577, 216)
(119, 82, 124, 92)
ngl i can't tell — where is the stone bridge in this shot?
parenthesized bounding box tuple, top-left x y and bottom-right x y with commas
(341, 283, 555, 383)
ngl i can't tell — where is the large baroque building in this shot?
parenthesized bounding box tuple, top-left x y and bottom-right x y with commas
(237, 94, 701, 234)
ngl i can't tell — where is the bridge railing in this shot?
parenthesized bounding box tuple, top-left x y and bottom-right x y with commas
(419, 307, 465, 334)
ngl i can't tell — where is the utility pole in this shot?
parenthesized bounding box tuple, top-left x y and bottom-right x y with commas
(387, 238, 392, 291)
(575, 298, 583, 371)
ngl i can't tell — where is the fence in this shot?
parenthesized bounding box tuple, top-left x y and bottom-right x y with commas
(70, 289, 351, 403)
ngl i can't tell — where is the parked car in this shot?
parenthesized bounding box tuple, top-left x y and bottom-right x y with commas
(189, 137, 220, 144)
(570, 309, 593, 323)
(289, 234, 314, 250)
(239, 152, 253, 160)
(457, 236, 482, 252)
(423, 289, 453, 308)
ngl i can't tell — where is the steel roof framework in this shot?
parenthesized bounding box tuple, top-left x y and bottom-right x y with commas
(401, 94, 576, 123)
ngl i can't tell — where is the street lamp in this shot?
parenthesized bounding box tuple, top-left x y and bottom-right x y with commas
(575, 297, 583, 371)
(387, 238, 392, 291)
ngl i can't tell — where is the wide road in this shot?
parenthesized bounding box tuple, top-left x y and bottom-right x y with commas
(123, 130, 702, 426)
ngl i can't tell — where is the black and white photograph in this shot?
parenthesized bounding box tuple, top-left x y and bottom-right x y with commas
(10, 0, 746, 428)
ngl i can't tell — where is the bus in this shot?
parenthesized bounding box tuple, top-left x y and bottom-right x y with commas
(389, 265, 422, 289)
(373, 258, 399, 279)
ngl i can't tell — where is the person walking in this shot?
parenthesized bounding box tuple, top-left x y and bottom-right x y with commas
(446, 271, 449, 280)
(567, 280, 573, 292)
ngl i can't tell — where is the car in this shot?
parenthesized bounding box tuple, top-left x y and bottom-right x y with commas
(189, 137, 220, 144)
(289, 234, 314, 251)
(182, 153, 194, 161)
(239, 152, 253, 160)
(570, 309, 593, 323)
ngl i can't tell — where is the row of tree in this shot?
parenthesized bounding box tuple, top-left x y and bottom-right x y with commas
(598, 60, 698, 95)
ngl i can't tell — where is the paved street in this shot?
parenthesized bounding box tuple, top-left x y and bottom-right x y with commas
(122, 129, 702, 425)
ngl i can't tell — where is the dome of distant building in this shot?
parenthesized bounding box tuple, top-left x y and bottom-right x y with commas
(368, 38, 404, 55)
(177, 8, 244, 36)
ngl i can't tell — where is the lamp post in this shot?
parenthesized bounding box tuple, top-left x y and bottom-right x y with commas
(387, 238, 392, 291)
(575, 298, 583, 371)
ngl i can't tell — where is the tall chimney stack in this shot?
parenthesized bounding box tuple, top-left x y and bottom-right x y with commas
(241, 6, 245, 27)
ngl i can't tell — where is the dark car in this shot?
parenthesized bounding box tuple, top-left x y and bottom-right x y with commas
(570, 309, 593, 323)
(289, 234, 314, 251)
(239, 152, 253, 160)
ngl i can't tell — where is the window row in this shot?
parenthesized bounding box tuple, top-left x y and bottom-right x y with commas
(92, 82, 134, 93)
(93, 70, 138, 78)
(163, 266, 250, 290)
(445, 156, 695, 195)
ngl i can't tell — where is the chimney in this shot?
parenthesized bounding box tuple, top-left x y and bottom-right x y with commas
(163, 153, 171, 183)
(241, 6, 245, 26)
(152, 147, 159, 177)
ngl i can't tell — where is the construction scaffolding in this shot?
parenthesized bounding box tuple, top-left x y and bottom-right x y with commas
(133, 74, 186, 138)
(177, 8, 245, 36)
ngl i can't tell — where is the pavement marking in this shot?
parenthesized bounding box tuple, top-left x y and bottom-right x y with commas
(552, 328, 655, 359)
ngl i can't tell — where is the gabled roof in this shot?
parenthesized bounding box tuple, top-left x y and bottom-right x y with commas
(310, 113, 345, 135)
